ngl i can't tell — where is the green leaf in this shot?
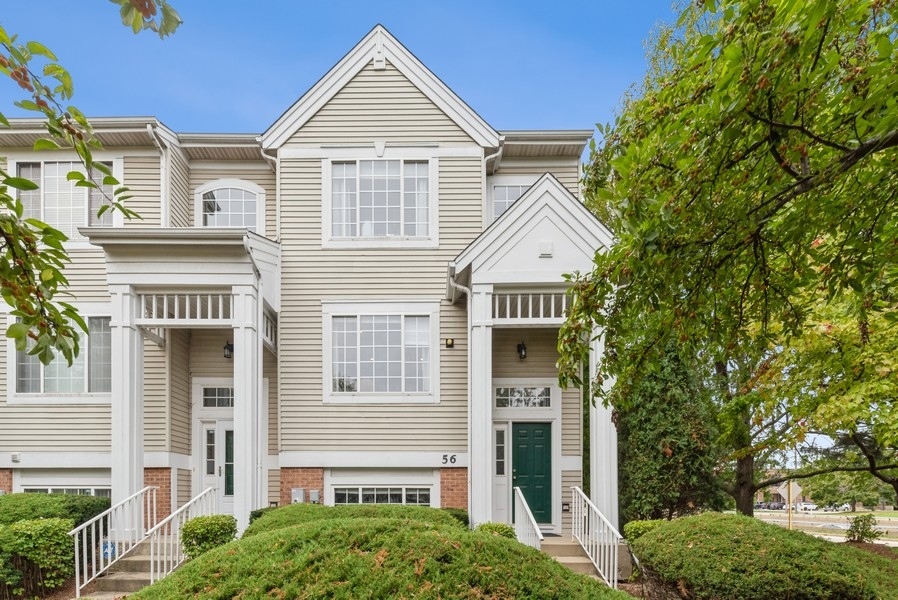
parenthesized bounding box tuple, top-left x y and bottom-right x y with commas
(65, 171, 85, 182)
(4, 177, 39, 191)
(25, 40, 57, 61)
(40, 268, 54, 283)
(33, 138, 60, 151)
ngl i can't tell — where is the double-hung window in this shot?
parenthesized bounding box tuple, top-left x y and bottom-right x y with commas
(324, 302, 438, 403)
(15, 316, 111, 397)
(17, 161, 115, 238)
(325, 157, 436, 247)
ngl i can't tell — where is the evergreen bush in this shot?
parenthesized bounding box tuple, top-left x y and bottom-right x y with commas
(475, 522, 516, 539)
(181, 514, 237, 559)
(845, 513, 884, 543)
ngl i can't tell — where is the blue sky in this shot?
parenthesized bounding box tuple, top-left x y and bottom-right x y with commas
(2, 1, 679, 134)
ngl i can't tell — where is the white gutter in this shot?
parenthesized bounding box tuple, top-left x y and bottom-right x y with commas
(146, 123, 170, 227)
(446, 263, 474, 526)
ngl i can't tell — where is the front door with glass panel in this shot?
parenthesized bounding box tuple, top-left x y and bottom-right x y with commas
(202, 420, 234, 514)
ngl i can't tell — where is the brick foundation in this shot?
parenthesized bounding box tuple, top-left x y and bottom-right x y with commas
(0, 469, 12, 494)
(280, 467, 324, 506)
(440, 467, 468, 509)
(144, 467, 172, 519)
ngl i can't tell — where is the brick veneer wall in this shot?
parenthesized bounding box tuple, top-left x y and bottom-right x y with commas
(280, 467, 324, 506)
(440, 467, 468, 509)
(144, 467, 172, 519)
(0, 469, 12, 494)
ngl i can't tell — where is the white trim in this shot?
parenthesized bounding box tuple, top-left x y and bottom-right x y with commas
(13, 467, 111, 493)
(323, 467, 441, 508)
(189, 160, 274, 170)
(280, 145, 481, 159)
(194, 178, 267, 237)
(485, 174, 540, 225)
(6, 302, 113, 405)
(144, 452, 191, 470)
(6, 155, 126, 250)
(492, 378, 563, 535)
(321, 300, 440, 404)
(280, 451, 467, 468)
(321, 156, 439, 250)
(560, 456, 583, 471)
(0, 453, 111, 469)
(261, 25, 499, 149)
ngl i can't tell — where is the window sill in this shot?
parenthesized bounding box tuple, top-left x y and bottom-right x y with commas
(322, 237, 438, 250)
(8, 394, 112, 406)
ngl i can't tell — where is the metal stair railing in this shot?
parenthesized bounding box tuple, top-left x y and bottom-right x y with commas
(147, 487, 217, 583)
(571, 486, 622, 588)
(512, 487, 544, 550)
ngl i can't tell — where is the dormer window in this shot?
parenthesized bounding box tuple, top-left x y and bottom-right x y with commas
(194, 179, 266, 234)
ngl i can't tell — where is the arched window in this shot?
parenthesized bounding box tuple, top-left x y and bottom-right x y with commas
(194, 179, 265, 233)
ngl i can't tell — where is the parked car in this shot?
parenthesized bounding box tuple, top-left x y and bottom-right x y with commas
(768, 502, 785, 510)
(798, 502, 818, 511)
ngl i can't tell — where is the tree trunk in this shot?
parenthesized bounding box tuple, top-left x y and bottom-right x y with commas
(734, 453, 756, 516)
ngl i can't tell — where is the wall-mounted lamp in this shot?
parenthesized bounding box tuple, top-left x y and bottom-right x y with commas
(517, 342, 527, 360)
(223, 342, 234, 360)
(445, 338, 455, 349)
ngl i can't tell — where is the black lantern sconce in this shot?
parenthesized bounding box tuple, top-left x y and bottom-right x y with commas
(223, 341, 234, 359)
(517, 342, 527, 360)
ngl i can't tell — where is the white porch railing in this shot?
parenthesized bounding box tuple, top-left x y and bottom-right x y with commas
(69, 486, 158, 598)
(493, 292, 568, 324)
(137, 292, 233, 326)
(571, 486, 622, 588)
(513, 487, 544, 550)
(148, 487, 217, 583)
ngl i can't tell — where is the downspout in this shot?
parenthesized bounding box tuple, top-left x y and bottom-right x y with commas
(447, 262, 473, 525)
(482, 139, 503, 227)
(257, 141, 278, 241)
(147, 123, 170, 227)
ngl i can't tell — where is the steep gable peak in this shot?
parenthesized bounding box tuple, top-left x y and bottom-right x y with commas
(262, 25, 500, 150)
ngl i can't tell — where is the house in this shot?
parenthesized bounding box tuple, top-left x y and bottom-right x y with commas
(0, 25, 617, 534)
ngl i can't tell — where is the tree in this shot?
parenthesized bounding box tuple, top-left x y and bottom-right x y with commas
(0, 0, 181, 364)
(616, 342, 727, 524)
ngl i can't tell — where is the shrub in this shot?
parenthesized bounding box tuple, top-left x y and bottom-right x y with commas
(845, 513, 884, 543)
(0, 517, 74, 598)
(622, 519, 663, 541)
(248, 506, 275, 524)
(131, 517, 629, 599)
(181, 514, 237, 559)
(631, 512, 898, 599)
(441, 507, 469, 527)
(0, 493, 109, 527)
(476, 522, 516, 539)
(243, 503, 464, 537)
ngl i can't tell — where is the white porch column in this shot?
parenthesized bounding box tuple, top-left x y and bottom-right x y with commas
(468, 283, 493, 527)
(589, 330, 619, 528)
(232, 283, 264, 532)
(110, 284, 144, 505)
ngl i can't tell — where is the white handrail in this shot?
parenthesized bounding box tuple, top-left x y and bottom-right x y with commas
(513, 487, 544, 550)
(147, 487, 217, 583)
(571, 486, 622, 588)
(68, 486, 158, 598)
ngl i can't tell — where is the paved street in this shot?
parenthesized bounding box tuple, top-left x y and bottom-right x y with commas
(754, 510, 898, 546)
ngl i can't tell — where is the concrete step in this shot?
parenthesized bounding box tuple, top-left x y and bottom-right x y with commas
(554, 555, 599, 576)
(80, 593, 132, 600)
(540, 536, 586, 557)
(114, 555, 152, 572)
(95, 571, 151, 593)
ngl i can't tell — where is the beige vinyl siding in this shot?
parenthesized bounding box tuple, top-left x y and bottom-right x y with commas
(286, 61, 472, 147)
(189, 163, 276, 240)
(561, 470, 582, 532)
(268, 469, 280, 505)
(496, 157, 581, 198)
(278, 154, 480, 453)
(170, 329, 190, 455)
(177, 468, 192, 506)
(123, 155, 162, 226)
(64, 249, 109, 301)
(264, 349, 278, 454)
(189, 329, 234, 379)
(143, 339, 168, 451)
(169, 148, 191, 227)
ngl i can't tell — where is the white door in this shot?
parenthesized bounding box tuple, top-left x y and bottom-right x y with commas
(201, 420, 234, 514)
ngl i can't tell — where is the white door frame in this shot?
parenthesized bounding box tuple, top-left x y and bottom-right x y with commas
(192, 378, 235, 513)
(492, 379, 562, 534)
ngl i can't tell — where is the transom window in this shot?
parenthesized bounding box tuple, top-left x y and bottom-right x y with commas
(16, 317, 111, 394)
(495, 386, 551, 408)
(202, 387, 234, 408)
(332, 314, 430, 393)
(333, 486, 431, 506)
(17, 161, 114, 237)
(493, 185, 528, 220)
(332, 160, 429, 238)
(23, 487, 111, 497)
(201, 187, 257, 229)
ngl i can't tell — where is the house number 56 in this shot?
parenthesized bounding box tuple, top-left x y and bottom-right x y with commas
(442, 454, 457, 464)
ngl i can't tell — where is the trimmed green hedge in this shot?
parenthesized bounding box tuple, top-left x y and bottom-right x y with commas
(0, 493, 109, 527)
(631, 512, 898, 599)
(182, 514, 237, 560)
(0, 517, 74, 598)
(476, 522, 516, 539)
(622, 518, 662, 541)
(243, 503, 465, 537)
(132, 517, 629, 599)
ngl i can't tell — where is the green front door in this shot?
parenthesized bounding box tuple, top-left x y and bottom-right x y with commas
(512, 423, 552, 523)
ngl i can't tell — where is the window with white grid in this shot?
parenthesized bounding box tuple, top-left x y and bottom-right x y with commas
(16, 317, 111, 395)
(202, 387, 234, 408)
(325, 302, 437, 403)
(331, 160, 429, 238)
(17, 161, 114, 237)
(333, 486, 432, 506)
(492, 184, 528, 220)
(201, 187, 258, 230)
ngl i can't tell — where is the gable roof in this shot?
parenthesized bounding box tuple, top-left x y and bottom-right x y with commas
(261, 25, 500, 150)
(449, 173, 613, 298)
